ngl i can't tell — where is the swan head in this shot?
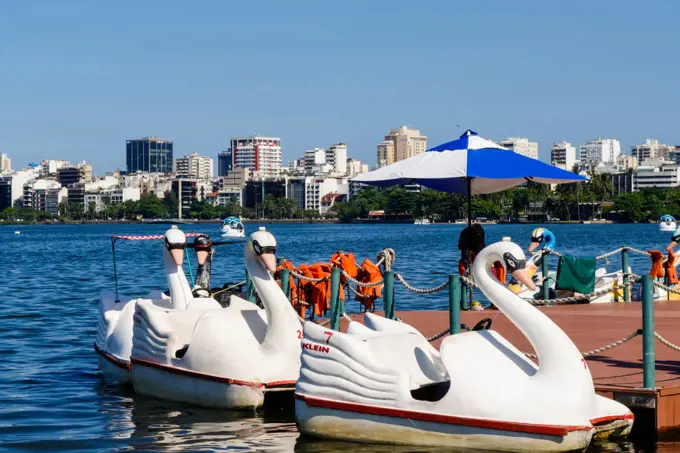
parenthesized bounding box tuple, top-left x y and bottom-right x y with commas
(247, 227, 278, 273)
(192, 234, 212, 265)
(164, 226, 186, 266)
(474, 241, 536, 291)
(528, 227, 545, 253)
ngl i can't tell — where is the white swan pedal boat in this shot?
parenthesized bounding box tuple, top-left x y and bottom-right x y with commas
(220, 216, 245, 240)
(95, 228, 221, 383)
(130, 227, 302, 409)
(295, 241, 633, 452)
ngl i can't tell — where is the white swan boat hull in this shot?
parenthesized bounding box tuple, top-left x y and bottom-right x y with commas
(295, 242, 633, 452)
(296, 395, 594, 452)
(129, 228, 302, 409)
(95, 289, 173, 384)
(220, 228, 245, 239)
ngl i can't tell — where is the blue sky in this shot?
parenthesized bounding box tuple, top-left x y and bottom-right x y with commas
(1, 0, 679, 173)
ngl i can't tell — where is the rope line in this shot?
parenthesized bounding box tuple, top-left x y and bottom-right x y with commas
(523, 330, 641, 359)
(395, 273, 449, 294)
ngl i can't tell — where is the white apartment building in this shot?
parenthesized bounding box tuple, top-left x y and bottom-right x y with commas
(378, 126, 427, 167)
(175, 153, 214, 180)
(230, 136, 282, 178)
(498, 137, 539, 160)
(0, 167, 40, 208)
(617, 154, 638, 171)
(0, 154, 10, 173)
(346, 158, 369, 177)
(633, 159, 680, 191)
(304, 148, 326, 170)
(631, 139, 673, 165)
(40, 159, 71, 177)
(551, 142, 576, 170)
(288, 176, 349, 213)
(23, 179, 67, 215)
(580, 138, 621, 167)
(326, 143, 347, 175)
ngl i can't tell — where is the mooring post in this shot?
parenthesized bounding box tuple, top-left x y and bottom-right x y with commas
(384, 270, 395, 319)
(642, 275, 656, 388)
(622, 247, 630, 302)
(246, 270, 256, 303)
(281, 268, 291, 302)
(541, 250, 550, 301)
(449, 275, 461, 335)
(330, 267, 342, 330)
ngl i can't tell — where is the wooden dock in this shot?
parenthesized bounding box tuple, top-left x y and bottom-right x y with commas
(341, 301, 680, 439)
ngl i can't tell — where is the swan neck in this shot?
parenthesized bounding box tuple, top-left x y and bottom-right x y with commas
(164, 248, 193, 309)
(473, 250, 589, 382)
(245, 251, 300, 349)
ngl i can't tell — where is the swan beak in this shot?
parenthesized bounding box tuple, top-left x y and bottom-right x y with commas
(260, 253, 277, 273)
(196, 250, 209, 265)
(512, 268, 536, 291)
(528, 241, 539, 253)
(170, 249, 185, 266)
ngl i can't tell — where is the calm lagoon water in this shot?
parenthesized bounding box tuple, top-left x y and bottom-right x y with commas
(2, 222, 678, 452)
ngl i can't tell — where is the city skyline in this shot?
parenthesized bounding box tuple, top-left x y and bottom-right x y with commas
(2, 1, 680, 171)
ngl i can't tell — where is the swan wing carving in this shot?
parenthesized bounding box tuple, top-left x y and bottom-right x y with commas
(131, 300, 175, 362)
(297, 321, 406, 406)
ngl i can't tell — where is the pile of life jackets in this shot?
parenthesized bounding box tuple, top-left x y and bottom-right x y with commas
(648, 249, 679, 285)
(274, 251, 384, 319)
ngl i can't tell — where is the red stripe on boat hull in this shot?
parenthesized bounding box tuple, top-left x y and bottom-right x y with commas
(295, 393, 593, 437)
(94, 343, 131, 370)
(130, 357, 296, 389)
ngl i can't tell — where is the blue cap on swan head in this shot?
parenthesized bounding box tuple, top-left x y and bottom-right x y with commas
(530, 227, 555, 250)
(660, 214, 676, 223)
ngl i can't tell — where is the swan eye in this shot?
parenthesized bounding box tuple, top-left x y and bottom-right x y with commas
(503, 252, 526, 272)
(164, 239, 186, 250)
(252, 240, 276, 256)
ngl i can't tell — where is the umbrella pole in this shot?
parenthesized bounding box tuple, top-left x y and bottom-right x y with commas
(467, 178, 472, 228)
(467, 178, 473, 308)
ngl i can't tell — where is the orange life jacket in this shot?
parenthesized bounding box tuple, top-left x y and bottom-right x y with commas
(665, 249, 679, 285)
(302, 263, 332, 316)
(649, 250, 665, 279)
(355, 258, 383, 310)
(459, 252, 506, 283)
(275, 260, 302, 317)
(331, 251, 358, 281)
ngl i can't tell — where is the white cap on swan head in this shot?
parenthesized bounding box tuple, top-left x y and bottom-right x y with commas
(249, 228, 277, 272)
(165, 226, 187, 245)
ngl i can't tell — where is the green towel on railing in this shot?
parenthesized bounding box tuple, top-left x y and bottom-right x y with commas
(555, 255, 596, 294)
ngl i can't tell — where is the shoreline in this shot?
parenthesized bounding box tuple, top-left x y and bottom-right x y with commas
(1, 219, 643, 227)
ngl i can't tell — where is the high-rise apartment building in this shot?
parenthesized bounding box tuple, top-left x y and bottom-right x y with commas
(631, 139, 673, 165)
(230, 136, 282, 178)
(377, 141, 395, 168)
(580, 138, 621, 167)
(377, 126, 427, 168)
(57, 161, 93, 186)
(551, 142, 576, 170)
(217, 149, 233, 176)
(0, 154, 10, 173)
(498, 137, 539, 160)
(326, 143, 347, 175)
(175, 153, 214, 180)
(126, 136, 174, 174)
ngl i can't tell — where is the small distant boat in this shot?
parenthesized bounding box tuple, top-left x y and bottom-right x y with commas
(220, 216, 246, 240)
(14, 231, 20, 235)
(659, 214, 676, 232)
(414, 218, 430, 225)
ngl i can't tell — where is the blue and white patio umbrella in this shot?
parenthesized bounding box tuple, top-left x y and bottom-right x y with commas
(354, 129, 588, 225)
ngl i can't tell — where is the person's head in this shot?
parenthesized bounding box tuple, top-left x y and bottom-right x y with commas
(458, 224, 486, 254)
